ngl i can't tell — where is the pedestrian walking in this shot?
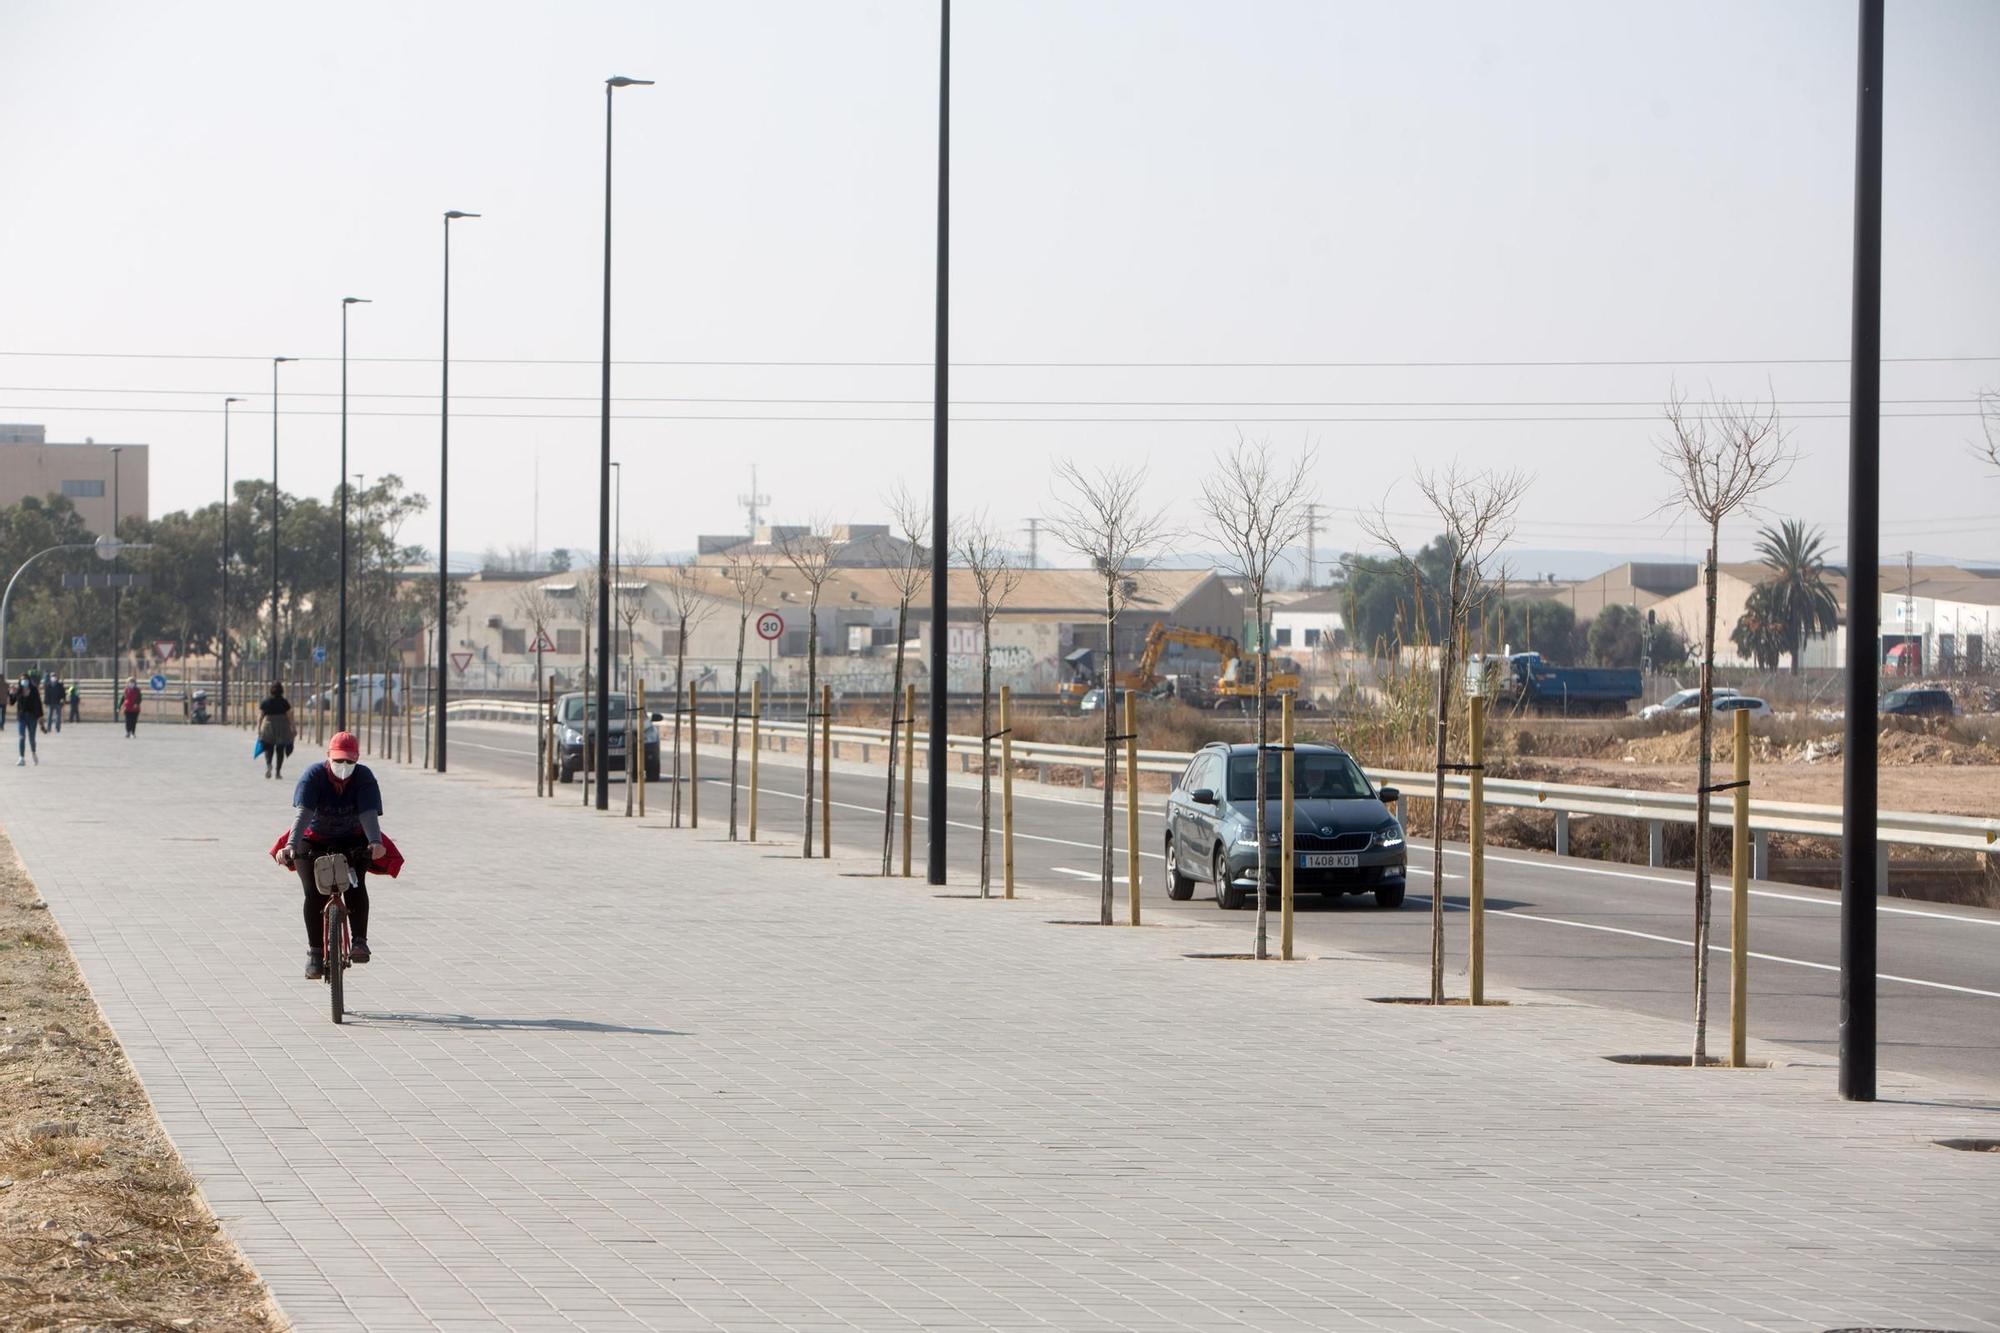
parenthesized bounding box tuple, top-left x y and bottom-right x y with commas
(42, 672, 63, 734)
(257, 681, 296, 779)
(120, 676, 142, 738)
(15, 673, 43, 765)
(66, 681, 79, 722)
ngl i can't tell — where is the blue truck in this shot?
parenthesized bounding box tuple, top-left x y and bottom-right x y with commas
(1492, 652, 1643, 716)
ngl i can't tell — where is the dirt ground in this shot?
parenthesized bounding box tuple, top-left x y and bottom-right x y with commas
(1513, 756, 2000, 819)
(0, 833, 280, 1331)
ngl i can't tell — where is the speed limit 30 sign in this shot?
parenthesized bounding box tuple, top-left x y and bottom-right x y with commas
(756, 612, 785, 641)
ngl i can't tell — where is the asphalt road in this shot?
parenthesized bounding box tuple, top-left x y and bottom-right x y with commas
(446, 720, 2000, 1093)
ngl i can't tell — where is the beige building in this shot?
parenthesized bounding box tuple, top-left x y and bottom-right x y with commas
(1498, 562, 1698, 621)
(442, 565, 1243, 697)
(0, 424, 150, 535)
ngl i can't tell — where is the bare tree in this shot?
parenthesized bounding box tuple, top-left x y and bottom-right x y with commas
(1044, 462, 1173, 924)
(569, 558, 600, 800)
(1657, 386, 1792, 1064)
(660, 558, 718, 827)
(1363, 462, 1529, 1003)
(513, 581, 562, 785)
(954, 511, 1024, 897)
(1978, 388, 1999, 475)
(778, 519, 840, 858)
(874, 485, 931, 874)
(616, 567, 651, 817)
(722, 549, 772, 840)
(1198, 438, 1320, 958)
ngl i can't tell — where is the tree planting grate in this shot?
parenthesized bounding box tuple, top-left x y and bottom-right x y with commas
(1934, 1138, 2000, 1154)
(1603, 1053, 1773, 1069)
(1367, 997, 1510, 1007)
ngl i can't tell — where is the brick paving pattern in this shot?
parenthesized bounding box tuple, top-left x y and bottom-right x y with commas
(1, 724, 1995, 1332)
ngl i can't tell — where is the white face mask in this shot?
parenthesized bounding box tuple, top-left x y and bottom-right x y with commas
(330, 760, 357, 780)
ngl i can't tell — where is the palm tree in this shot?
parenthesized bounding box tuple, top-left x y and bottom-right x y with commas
(1752, 519, 1839, 674)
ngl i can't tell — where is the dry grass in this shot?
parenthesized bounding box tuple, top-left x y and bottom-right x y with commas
(0, 833, 284, 1332)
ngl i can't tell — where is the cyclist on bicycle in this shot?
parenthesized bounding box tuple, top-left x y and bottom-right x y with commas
(276, 731, 384, 979)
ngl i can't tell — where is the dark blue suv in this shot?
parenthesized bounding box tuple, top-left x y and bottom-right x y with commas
(1163, 741, 1407, 910)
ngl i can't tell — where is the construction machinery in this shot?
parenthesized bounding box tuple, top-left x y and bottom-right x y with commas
(1124, 623, 1304, 709)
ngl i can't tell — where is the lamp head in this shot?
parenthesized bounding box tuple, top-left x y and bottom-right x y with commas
(343, 296, 370, 305)
(274, 356, 296, 364)
(607, 76, 655, 88)
(226, 396, 245, 404)
(445, 210, 481, 220)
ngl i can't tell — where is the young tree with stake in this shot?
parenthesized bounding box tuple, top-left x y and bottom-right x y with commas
(1363, 463, 1528, 1003)
(1656, 387, 1791, 1065)
(1198, 438, 1319, 959)
(661, 558, 717, 827)
(873, 486, 930, 875)
(778, 520, 839, 859)
(1044, 462, 1172, 926)
(722, 549, 772, 841)
(954, 511, 1023, 898)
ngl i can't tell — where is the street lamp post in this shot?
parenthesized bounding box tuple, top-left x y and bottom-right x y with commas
(339, 300, 369, 732)
(221, 396, 245, 722)
(927, 0, 951, 884)
(109, 446, 123, 677)
(436, 210, 480, 774)
(596, 74, 653, 809)
(270, 356, 296, 683)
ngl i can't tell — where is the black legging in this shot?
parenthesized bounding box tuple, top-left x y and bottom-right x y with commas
(294, 838, 372, 950)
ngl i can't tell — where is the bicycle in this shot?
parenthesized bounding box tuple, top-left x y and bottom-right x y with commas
(311, 850, 363, 1024)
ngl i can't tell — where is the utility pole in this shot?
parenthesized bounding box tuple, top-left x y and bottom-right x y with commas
(1023, 516, 1040, 570)
(1304, 503, 1323, 589)
(926, 0, 950, 886)
(1904, 549, 1915, 672)
(738, 464, 770, 536)
(1840, 0, 1883, 1104)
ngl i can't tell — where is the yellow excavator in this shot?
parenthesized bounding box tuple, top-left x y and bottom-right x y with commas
(1125, 623, 1303, 708)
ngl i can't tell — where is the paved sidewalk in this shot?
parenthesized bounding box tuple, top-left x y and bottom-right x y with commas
(2, 724, 1996, 1332)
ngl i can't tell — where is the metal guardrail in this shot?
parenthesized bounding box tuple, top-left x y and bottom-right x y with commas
(446, 700, 2000, 862)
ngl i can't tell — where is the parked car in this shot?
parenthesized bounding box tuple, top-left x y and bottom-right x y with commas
(1639, 686, 1739, 721)
(553, 692, 661, 783)
(1162, 741, 1407, 910)
(1077, 687, 1134, 715)
(1712, 696, 1772, 720)
(1881, 686, 1955, 718)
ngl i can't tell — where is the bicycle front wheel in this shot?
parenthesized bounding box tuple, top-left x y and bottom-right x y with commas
(326, 902, 346, 1025)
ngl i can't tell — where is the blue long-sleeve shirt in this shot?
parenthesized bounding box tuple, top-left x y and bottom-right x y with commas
(289, 761, 383, 849)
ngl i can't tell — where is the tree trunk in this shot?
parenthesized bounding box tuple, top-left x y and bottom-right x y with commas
(672, 619, 687, 828)
(882, 600, 909, 874)
(729, 609, 748, 840)
(1253, 589, 1270, 960)
(979, 612, 993, 897)
(1692, 537, 1719, 1063)
(1429, 566, 1458, 1005)
(804, 603, 818, 858)
(1099, 594, 1115, 925)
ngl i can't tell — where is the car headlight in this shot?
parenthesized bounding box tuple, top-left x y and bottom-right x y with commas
(1373, 821, 1404, 849)
(559, 726, 580, 744)
(1232, 838, 1260, 851)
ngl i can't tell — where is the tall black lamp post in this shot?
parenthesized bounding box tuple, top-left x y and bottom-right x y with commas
(596, 74, 652, 809)
(1840, 0, 1884, 1103)
(338, 300, 369, 731)
(435, 210, 479, 773)
(270, 356, 296, 682)
(221, 396, 245, 721)
(109, 446, 124, 676)
(926, 0, 950, 883)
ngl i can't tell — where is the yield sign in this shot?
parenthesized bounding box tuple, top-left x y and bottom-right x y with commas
(532, 628, 557, 653)
(153, 639, 178, 661)
(450, 652, 474, 676)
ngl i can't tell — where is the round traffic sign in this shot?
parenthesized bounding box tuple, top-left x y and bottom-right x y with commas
(149, 673, 167, 692)
(756, 612, 785, 642)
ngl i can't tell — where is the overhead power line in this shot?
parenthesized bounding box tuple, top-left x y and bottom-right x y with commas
(0, 384, 1980, 409)
(0, 401, 1981, 424)
(2, 349, 1998, 369)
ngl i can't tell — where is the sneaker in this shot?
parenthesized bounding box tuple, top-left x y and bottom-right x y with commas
(304, 954, 325, 981)
(349, 939, 371, 964)
(30, 753, 37, 765)
(14, 757, 21, 767)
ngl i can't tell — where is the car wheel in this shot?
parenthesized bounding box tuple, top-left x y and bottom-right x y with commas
(1214, 847, 1245, 910)
(645, 760, 661, 782)
(1164, 836, 1195, 901)
(1375, 882, 1405, 909)
(558, 760, 576, 785)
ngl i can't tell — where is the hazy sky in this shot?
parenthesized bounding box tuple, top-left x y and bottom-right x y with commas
(3, 0, 1996, 571)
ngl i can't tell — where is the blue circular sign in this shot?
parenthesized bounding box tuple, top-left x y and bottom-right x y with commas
(149, 674, 167, 692)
